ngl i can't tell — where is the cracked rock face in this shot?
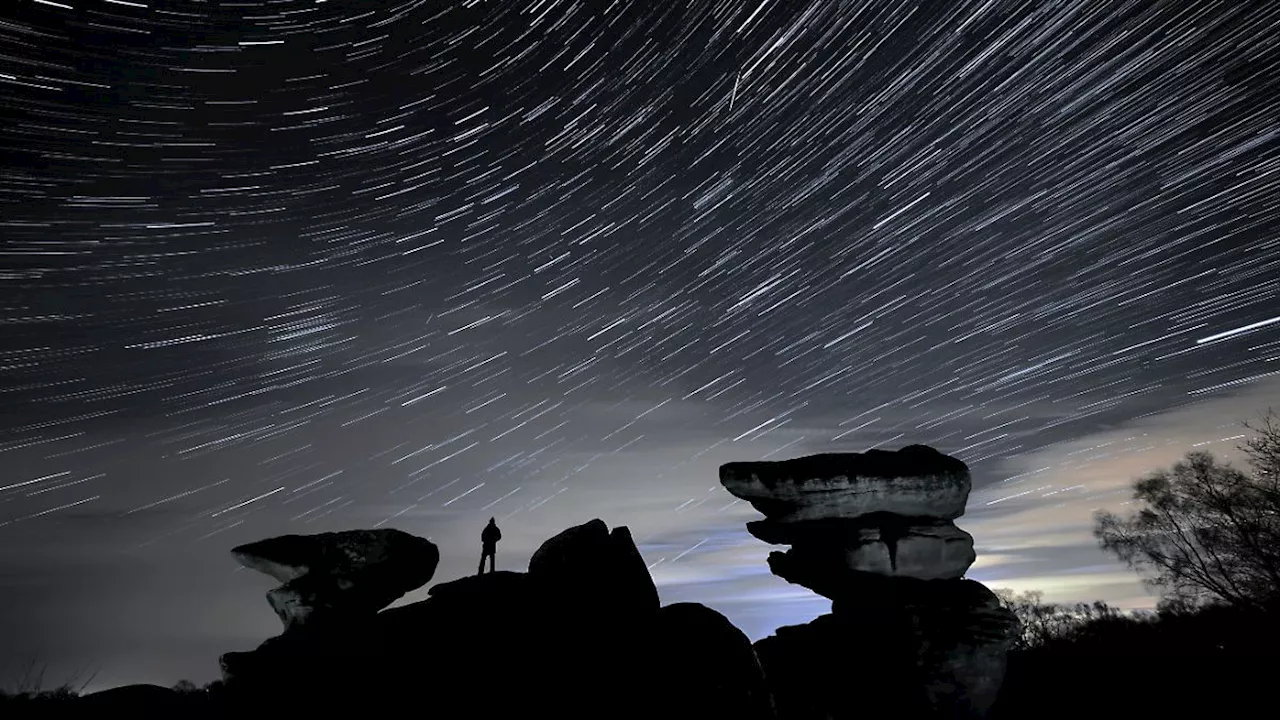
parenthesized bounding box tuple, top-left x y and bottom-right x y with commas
(749, 519, 976, 582)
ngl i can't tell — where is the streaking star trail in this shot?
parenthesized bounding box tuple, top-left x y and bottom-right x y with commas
(1, 0, 1278, 690)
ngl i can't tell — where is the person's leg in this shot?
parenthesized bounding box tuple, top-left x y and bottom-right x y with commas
(488, 550, 495, 573)
(478, 551, 486, 575)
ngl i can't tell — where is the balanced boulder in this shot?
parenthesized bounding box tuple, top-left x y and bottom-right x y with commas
(721, 445, 975, 586)
(721, 445, 1017, 719)
(230, 528, 439, 630)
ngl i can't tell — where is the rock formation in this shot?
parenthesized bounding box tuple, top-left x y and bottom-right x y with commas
(528, 518, 660, 617)
(721, 445, 1017, 719)
(229, 528, 439, 631)
(60, 460, 1016, 720)
(213, 519, 775, 719)
(721, 446, 972, 521)
(721, 445, 976, 590)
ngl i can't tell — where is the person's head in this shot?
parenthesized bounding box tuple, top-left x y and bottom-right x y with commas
(488, 517, 495, 525)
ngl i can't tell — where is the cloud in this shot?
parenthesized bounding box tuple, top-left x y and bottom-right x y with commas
(961, 376, 1280, 607)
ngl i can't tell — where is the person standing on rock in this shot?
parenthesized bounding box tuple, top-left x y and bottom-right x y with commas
(478, 517, 501, 574)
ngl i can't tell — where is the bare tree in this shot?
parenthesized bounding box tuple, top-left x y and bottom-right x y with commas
(994, 589, 1129, 650)
(1242, 407, 1280, 496)
(1093, 412, 1280, 609)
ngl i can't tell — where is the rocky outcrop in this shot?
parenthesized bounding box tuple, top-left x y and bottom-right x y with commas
(230, 528, 439, 631)
(65, 455, 1018, 720)
(722, 445, 975, 585)
(213, 519, 773, 720)
(721, 445, 1017, 719)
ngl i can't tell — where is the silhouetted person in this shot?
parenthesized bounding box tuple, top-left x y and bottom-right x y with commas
(478, 517, 501, 574)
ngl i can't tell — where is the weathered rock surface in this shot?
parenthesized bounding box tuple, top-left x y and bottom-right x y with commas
(231, 528, 438, 630)
(231, 528, 439, 582)
(722, 445, 1017, 718)
(720, 445, 972, 523)
(750, 518, 976, 583)
(722, 448, 977, 586)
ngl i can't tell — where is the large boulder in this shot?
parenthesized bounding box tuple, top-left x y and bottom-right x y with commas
(640, 603, 776, 720)
(719, 445, 971, 523)
(528, 518, 659, 616)
(231, 528, 440, 583)
(230, 528, 438, 630)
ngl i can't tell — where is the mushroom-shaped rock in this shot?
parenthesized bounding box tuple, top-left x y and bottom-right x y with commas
(528, 518, 659, 616)
(719, 445, 971, 523)
(231, 528, 438, 630)
(718, 446, 1016, 718)
(720, 446, 976, 589)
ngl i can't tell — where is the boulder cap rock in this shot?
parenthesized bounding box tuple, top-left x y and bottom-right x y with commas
(231, 528, 439, 584)
(231, 528, 439, 630)
(719, 445, 971, 522)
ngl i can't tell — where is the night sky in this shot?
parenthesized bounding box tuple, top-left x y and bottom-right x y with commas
(3, 0, 1279, 692)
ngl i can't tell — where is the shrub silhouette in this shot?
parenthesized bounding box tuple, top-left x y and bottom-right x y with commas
(992, 589, 1278, 718)
(0, 658, 94, 706)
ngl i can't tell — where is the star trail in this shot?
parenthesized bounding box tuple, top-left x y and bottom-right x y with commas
(2, 0, 1279, 689)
